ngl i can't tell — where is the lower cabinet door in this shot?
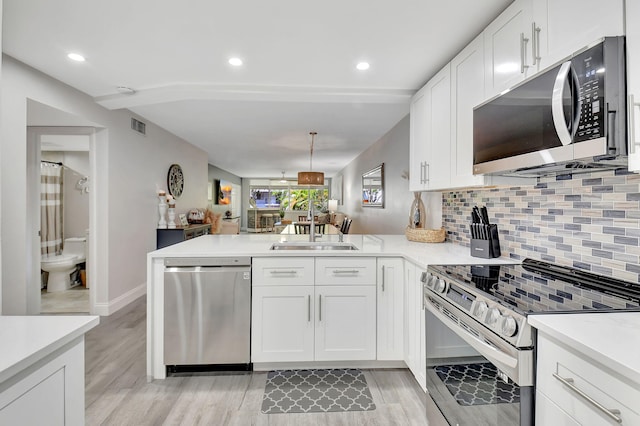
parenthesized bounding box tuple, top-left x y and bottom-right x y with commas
(315, 285, 376, 361)
(251, 286, 314, 362)
(535, 391, 580, 426)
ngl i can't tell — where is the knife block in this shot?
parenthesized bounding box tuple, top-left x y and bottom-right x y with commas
(470, 224, 501, 259)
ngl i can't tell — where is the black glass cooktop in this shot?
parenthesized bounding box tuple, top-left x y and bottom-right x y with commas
(429, 259, 640, 316)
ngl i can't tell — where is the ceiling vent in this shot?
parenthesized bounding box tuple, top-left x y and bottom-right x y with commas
(131, 118, 146, 135)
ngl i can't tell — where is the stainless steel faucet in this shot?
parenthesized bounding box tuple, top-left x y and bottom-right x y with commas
(309, 203, 319, 242)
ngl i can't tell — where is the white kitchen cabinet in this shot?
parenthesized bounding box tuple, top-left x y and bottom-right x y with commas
(409, 86, 429, 191)
(376, 258, 404, 361)
(252, 257, 314, 286)
(533, 0, 623, 71)
(409, 65, 451, 191)
(315, 285, 377, 361)
(536, 333, 640, 425)
(251, 285, 314, 362)
(627, 0, 640, 172)
(535, 391, 580, 426)
(315, 257, 376, 286)
(252, 257, 376, 363)
(0, 338, 85, 426)
(484, 0, 535, 98)
(484, 0, 624, 99)
(450, 34, 487, 188)
(403, 261, 426, 391)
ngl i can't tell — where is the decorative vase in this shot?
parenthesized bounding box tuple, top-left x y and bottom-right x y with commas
(158, 196, 167, 229)
(167, 205, 176, 229)
(409, 192, 426, 229)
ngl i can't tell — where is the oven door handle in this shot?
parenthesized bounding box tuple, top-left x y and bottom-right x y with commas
(426, 302, 518, 369)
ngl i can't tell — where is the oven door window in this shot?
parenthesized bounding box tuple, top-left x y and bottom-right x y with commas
(425, 309, 532, 426)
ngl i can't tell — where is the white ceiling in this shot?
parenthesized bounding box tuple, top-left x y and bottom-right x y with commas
(3, 0, 512, 178)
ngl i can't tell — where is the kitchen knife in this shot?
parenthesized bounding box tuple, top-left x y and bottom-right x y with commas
(471, 208, 480, 224)
(480, 206, 490, 225)
(472, 206, 480, 222)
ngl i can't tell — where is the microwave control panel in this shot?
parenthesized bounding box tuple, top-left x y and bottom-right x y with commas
(574, 42, 604, 142)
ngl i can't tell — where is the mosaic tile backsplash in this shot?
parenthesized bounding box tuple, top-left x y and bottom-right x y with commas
(442, 169, 640, 283)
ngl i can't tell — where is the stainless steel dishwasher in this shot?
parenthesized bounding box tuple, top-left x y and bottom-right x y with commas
(164, 257, 251, 370)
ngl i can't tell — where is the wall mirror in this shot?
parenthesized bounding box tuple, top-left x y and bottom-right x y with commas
(362, 163, 384, 208)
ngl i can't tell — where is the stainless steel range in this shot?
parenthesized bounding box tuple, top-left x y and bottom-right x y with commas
(423, 258, 640, 426)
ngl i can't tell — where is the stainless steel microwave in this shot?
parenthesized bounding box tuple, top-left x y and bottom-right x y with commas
(473, 37, 627, 177)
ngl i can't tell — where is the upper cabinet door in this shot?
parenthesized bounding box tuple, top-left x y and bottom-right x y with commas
(627, 0, 640, 172)
(424, 64, 452, 190)
(484, 0, 534, 98)
(534, 0, 624, 70)
(409, 86, 429, 191)
(450, 34, 486, 188)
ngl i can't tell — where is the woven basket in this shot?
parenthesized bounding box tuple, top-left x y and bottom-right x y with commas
(405, 226, 446, 243)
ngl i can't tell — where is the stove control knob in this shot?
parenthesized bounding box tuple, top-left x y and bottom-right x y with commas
(502, 316, 518, 337)
(473, 301, 488, 319)
(486, 308, 502, 326)
(434, 278, 448, 294)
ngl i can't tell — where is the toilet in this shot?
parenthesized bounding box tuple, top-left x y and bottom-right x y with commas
(41, 237, 87, 292)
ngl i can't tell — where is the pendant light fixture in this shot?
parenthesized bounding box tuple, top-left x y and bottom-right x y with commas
(279, 171, 287, 183)
(297, 131, 325, 186)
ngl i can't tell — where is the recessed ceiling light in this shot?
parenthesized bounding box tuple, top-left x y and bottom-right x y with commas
(356, 62, 370, 71)
(229, 57, 243, 66)
(67, 53, 86, 62)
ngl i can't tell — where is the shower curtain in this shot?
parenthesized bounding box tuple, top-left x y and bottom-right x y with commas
(41, 162, 64, 256)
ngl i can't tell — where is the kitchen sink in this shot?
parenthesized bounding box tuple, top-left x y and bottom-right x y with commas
(270, 242, 359, 251)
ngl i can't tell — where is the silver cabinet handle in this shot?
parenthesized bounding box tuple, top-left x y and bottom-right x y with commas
(318, 295, 322, 322)
(520, 32, 530, 73)
(332, 269, 359, 274)
(270, 270, 297, 275)
(424, 163, 429, 183)
(531, 22, 541, 65)
(381, 265, 386, 292)
(419, 161, 426, 184)
(308, 294, 311, 322)
(552, 373, 622, 423)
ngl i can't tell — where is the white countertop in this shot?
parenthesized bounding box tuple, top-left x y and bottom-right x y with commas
(0, 315, 99, 383)
(529, 312, 640, 385)
(148, 234, 516, 269)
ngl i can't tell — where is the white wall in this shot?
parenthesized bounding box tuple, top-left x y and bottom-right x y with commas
(1, 55, 208, 315)
(335, 115, 442, 234)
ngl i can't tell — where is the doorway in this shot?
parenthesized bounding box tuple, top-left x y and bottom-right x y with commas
(29, 127, 93, 313)
(26, 99, 104, 315)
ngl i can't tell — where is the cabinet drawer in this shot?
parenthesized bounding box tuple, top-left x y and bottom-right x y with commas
(315, 257, 376, 285)
(537, 334, 640, 425)
(252, 257, 314, 286)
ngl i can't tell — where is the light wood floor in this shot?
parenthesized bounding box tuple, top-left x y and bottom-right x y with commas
(85, 296, 445, 425)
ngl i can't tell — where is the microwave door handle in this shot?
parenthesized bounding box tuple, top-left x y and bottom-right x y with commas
(552, 61, 573, 146)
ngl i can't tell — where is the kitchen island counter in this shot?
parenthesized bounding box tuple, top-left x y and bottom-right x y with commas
(147, 233, 516, 380)
(148, 233, 514, 268)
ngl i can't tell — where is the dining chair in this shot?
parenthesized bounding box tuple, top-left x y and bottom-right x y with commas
(314, 223, 325, 234)
(294, 224, 310, 234)
(298, 215, 308, 222)
(340, 218, 352, 234)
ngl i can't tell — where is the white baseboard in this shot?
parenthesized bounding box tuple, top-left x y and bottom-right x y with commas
(92, 282, 146, 316)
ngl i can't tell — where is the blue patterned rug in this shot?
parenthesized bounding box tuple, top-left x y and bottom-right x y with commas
(434, 363, 520, 406)
(261, 369, 376, 414)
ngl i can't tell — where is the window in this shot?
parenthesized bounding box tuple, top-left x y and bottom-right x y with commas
(249, 181, 329, 211)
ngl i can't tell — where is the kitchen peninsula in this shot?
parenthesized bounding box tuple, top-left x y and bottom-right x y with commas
(146, 233, 512, 381)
